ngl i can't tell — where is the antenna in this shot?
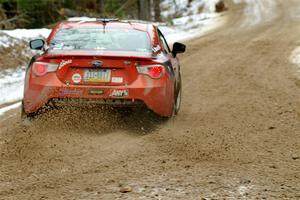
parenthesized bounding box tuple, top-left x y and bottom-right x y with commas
(96, 19, 119, 33)
(96, 18, 119, 23)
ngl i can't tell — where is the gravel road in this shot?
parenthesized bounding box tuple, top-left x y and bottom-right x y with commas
(1, 0, 300, 199)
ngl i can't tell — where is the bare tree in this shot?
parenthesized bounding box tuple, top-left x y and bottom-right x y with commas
(173, 0, 178, 13)
(137, 0, 151, 20)
(153, 0, 161, 22)
(99, 0, 105, 15)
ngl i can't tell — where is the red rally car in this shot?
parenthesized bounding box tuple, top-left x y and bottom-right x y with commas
(22, 19, 186, 118)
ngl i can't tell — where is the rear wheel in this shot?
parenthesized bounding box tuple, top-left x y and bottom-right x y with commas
(21, 102, 35, 126)
(173, 73, 182, 116)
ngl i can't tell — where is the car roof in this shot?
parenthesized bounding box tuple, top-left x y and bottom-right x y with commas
(58, 19, 153, 32)
(47, 18, 160, 47)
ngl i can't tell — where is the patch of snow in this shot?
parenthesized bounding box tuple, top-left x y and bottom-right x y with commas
(0, 34, 14, 48)
(291, 47, 300, 65)
(0, 67, 26, 106)
(233, 0, 279, 27)
(0, 32, 21, 48)
(161, 0, 221, 18)
(0, 29, 50, 54)
(238, 185, 248, 196)
(159, 0, 226, 43)
(291, 46, 300, 78)
(0, 28, 50, 50)
(0, 102, 21, 116)
(159, 13, 224, 44)
(203, 0, 225, 13)
(3, 28, 51, 40)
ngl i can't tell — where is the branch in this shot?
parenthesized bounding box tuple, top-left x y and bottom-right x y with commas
(0, 14, 25, 24)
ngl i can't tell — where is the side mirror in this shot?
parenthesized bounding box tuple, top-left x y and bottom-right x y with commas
(29, 39, 45, 50)
(172, 42, 186, 57)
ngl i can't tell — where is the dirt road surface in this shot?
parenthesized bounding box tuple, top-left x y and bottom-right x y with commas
(1, 0, 300, 199)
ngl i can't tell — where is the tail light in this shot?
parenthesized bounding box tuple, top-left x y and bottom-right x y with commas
(136, 65, 164, 79)
(32, 62, 59, 76)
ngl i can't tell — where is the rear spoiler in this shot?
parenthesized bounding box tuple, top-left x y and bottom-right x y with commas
(44, 50, 155, 60)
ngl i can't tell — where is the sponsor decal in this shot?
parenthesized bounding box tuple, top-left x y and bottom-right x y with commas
(59, 59, 72, 69)
(111, 77, 123, 83)
(89, 89, 104, 95)
(111, 89, 129, 98)
(72, 73, 82, 83)
(59, 88, 83, 96)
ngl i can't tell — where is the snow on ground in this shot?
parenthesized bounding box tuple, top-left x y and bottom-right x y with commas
(0, 67, 26, 106)
(290, 47, 300, 78)
(3, 28, 51, 40)
(159, 0, 225, 43)
(232, 0, 279, 27)
(0, 102, 21, 116)
(0, 33, 18, 48)
(0, 0, 227, 116)
(161, 0, 222, 17)
(0, 29, 51, 49)
(159, 12, 224, 44)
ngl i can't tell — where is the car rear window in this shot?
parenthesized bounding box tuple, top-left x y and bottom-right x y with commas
(50, 28, 151, 52)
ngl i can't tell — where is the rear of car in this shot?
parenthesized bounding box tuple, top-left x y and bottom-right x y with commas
(23, 20, 185, 118)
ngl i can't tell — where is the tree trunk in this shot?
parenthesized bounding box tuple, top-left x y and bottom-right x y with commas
(153, 0, 161, 22)
(99, 0, 105, 15)
(137, 0, 151, 20)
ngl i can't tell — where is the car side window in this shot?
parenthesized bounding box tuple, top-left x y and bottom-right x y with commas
(157, 29, 171, 53)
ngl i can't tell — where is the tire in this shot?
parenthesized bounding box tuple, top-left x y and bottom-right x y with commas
(173, 73, 182, 116)
(21, 102, 34, 126)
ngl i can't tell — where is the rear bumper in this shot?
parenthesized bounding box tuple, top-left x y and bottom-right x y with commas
(51, 98, 145, 107)
(23, 73, 174, 117)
